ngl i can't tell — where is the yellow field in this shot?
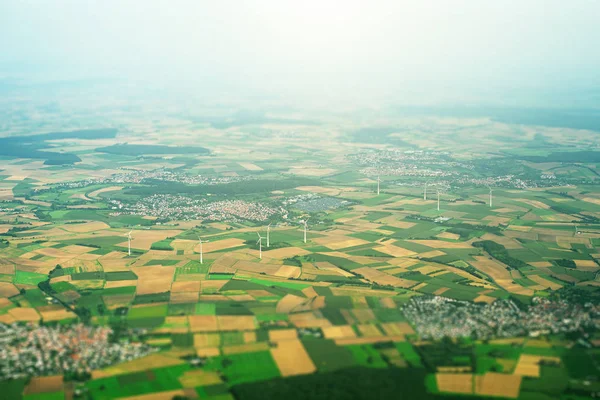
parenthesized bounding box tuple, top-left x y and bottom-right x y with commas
(132, 265, 175, 295)
(268, 328, 298, 342)
(470, 256, 534, 296)
(436, 373, 473, 394)
(270, 339, 316, 377)
(475, 373, 521, 398)
(322, 325, 356, 339)
(528, 274, 562, 290)
(513, 354, 561, 377)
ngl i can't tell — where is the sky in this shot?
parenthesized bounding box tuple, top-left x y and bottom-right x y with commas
(1, 0, 600, 106)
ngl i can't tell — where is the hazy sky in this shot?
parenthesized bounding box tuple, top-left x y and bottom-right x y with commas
(1, 0, 600, 104)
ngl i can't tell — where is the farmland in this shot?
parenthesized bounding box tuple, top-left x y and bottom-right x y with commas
(1, 96, 600, 400)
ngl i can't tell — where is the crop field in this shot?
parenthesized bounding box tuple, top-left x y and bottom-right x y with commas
(0, 106, 599, 400)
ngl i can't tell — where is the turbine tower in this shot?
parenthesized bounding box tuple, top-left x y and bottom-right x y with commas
(302, 219, 308, 244)
(126, 230, 133, 256)
(267, 223, 271, 248)
(489, 187, 493, 208)
(256, 232, 264, 260)
(198, 236, 209, 264)
(424, 182, 428, 201)
(377, 175, 381, 195)
(437, 190, 440, 212)
(575, 225, 579, 235)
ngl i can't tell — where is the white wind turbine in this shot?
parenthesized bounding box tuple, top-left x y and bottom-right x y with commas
(488, 186, 493, 208)
(198, 236, 209, 264)
(424, 182, 428, 201)
(126, 230, 133, 256)
(256, 232, 264, 260)
(377, 175, 381, 195)
(301, 218, 309, 244)
(267, 223, 272, 248)
(437, 190, 441, 212)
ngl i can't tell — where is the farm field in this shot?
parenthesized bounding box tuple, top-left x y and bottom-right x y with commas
(1, 77, 599, 400)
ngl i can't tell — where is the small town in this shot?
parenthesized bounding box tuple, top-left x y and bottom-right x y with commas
(403, 296, 600, 340)
(0, 324, 154, 380)
(110, 195, 285, 222)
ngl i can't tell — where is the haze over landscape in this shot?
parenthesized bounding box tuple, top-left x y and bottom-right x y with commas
(0, 2, 599, 400)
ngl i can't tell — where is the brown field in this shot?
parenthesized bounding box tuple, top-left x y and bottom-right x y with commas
(132, 266, 175, 295)
(436, 373, 473, 394)
(274, 265, 301, 278)
(373, 244, 416, 257)
(8, 307, 40, 322)
(276, 294, 308, 313)
(234, 260, 280, 275)
(39, 308, 77, 321)
(269, 328, 298, 342)
(264, 247, 310, 259)
(351, 308, 376, 323)
(470, 256, 534, 296)
(170, 291, 200, 303)
(200, 280, 228, 293)
(189, 315, 219, 332)
(0, 282, 19, 297)
(289, 311, 332, 328)
(121, 229, 182, 251)
(574, 259, 598, 267)
(354, 267, 415, 288)
(481, 233, 523, 249)
(408, 240, 473, 249)
(322, 325, 357, 339)
(171, 281, 201, 292)
(528, 274, 562, 290)
(104, 280, 137, 289)
(270, 339, 316, 377)
(436, 231, 461, 241)
(380, 297, 396, 308)
(474, 373, 521, 398)
(24, 375, 64, 395)
(217, 315, 256, 331)
(315, 236, 370, 250)
(87, 186, 123, 198)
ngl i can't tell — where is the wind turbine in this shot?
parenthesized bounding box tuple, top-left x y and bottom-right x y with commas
(126, 230, 133, 256)
(198, 236, 209, 264)
(377, 175, 381, 195)
(424, 182, 428, 201)
(488, 187, 493, 208)
(256, 232, 264, 260)
(301, 218, 309, 244)
(267, 223, 271, 248)
(437, 190, 441, 212)
(575, 225, 580, 235)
